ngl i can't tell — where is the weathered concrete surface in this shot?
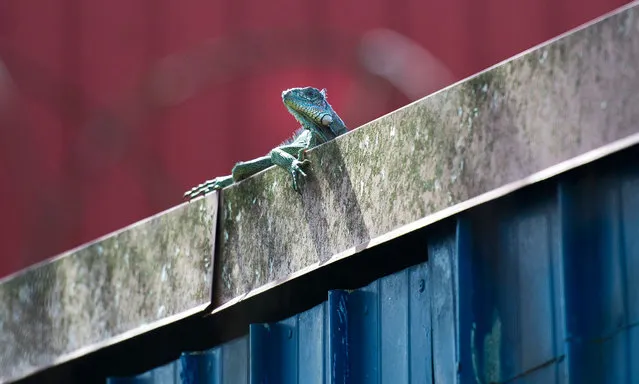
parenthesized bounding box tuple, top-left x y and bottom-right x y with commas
(0, 193, 217, 383)
(215, 5, 639, 305)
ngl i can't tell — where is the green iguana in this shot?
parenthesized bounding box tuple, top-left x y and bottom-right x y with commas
(184, 86, 348, 199)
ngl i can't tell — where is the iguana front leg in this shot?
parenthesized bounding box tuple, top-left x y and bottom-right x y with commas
(184, 155, 273, 199)
(270, 142, 310, 192)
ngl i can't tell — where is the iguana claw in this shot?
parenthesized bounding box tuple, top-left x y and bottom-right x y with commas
(290, 159, 310, 192)
(183, 180, 216, 200)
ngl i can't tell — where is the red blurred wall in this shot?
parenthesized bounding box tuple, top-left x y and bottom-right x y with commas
(0, 0, 629, 278)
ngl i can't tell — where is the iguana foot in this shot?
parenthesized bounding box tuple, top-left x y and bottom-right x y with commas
(183, 176, 233, 200)
(289, 159, 310, 192)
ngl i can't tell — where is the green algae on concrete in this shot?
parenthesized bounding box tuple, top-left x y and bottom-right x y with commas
(0, 192, 218, 383)
(215, 5, 639, 305)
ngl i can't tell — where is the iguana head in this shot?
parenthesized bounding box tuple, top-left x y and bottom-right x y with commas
(282, 87, 348, 143)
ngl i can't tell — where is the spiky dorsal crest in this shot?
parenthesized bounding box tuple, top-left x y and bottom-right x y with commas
(281, 127, 306, 145)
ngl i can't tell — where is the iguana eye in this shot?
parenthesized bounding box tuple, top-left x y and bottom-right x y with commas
(304, 89, 316, 99)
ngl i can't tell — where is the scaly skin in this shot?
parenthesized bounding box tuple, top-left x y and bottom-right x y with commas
(184, 86, 348, 199)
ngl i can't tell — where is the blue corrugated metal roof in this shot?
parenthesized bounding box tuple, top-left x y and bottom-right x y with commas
(109, 162, 639, 383)
(107, 336, 249, 384)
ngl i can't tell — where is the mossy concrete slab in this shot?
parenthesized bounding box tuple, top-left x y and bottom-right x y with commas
(215, 4, 639, 305)
(0, 193, 217, 383)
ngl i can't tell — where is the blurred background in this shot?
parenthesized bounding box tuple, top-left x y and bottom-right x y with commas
(0, 0, 630, 278)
